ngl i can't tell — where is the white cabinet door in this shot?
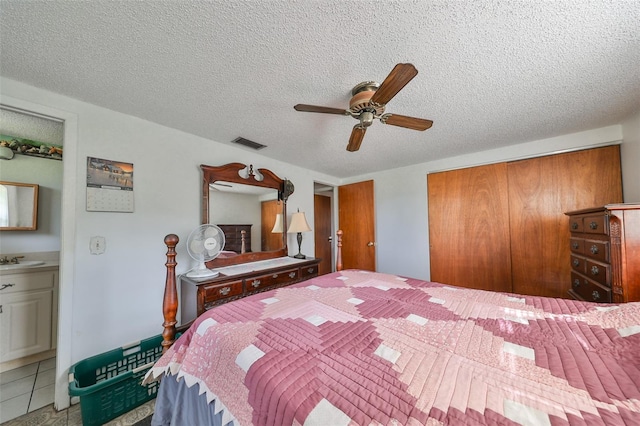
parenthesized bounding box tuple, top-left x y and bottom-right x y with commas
(0, 289, 52, 362)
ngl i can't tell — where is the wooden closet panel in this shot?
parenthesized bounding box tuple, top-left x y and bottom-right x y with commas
(428, 163, 512, 292)
(508, 145, 622, 298)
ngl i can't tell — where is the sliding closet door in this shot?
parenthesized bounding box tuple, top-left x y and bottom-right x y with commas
(508, 145, 622, 298)
(428, 163, 512, 292)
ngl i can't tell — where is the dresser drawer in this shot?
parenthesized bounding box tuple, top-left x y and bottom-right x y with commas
(203, 280, 243, 303)
(582, 214, 608, 235)
(584, 240, 609, 262)
(585, 259, 610, 287)
(570, 255, 586, 274)
(570, 272, 612, 303)
(569, 217, 583, 233)
(569, 238, 584, 254)
(301, 263, 319, 279)
(246, 268, 299, 293)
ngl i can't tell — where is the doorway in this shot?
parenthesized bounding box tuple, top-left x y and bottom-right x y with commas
(0, 96, 78, 411)
(313, 183, 334, 275)
(338, 180, 376, 271)
(0, 106, 63, 419)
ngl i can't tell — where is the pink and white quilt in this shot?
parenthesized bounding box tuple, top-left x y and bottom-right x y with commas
(144, 270, 640, 425)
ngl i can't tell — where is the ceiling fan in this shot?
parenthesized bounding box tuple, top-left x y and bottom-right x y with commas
(294, 63, 433, 152)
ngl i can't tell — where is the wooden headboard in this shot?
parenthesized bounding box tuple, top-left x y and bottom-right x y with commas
(161, 230, 344, 352)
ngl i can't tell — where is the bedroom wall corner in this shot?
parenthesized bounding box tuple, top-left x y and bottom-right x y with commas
(621, 111, 640, 202)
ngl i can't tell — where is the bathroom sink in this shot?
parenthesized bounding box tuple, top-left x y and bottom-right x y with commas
(0, 261, 46, 270)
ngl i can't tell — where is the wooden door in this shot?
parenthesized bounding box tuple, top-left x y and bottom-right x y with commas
(314, 194, 332, 275)
(428, 163, 513, 292)
(261, 200, 282, 251)
(338, 180, 376, 271)
(508, 145, 622, 297)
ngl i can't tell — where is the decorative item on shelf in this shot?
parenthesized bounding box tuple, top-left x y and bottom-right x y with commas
(287, 209, 312, 259)
(0, 146, 14, 160)
(271, 213, 284, 233)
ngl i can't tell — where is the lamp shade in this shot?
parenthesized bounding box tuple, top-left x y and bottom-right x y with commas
(287, 211, 311, 233)
(271, 213, 284, 233)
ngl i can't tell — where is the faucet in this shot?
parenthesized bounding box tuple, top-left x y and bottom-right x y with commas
(0, 256, 23, 265)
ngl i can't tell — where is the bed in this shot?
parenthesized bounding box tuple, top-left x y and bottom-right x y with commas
(144, 231, 640, 425)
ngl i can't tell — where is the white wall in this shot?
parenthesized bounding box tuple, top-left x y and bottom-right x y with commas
(0, 77, 339, 409)
(0, 154, 63, 253)
(621, 111, 640, 202)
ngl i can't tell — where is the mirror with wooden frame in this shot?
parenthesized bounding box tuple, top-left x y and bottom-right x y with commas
(201, 163, 294, 268)
(0, 181, 39, 231)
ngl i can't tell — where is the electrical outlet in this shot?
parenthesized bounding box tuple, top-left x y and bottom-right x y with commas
(90, 236, 106, 255)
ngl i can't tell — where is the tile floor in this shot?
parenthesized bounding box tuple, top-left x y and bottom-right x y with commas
(0, 356, 154, 425)
(0, 357, 56, 423)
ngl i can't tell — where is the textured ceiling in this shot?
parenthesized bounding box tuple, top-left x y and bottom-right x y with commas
(0, 108, 64, 145)
(1, 1, 639, 178)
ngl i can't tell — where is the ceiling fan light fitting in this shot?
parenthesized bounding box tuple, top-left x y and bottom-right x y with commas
(359, 111, 375, 127)
(350, 81, 384, 115)
(293, 63, 432, 153)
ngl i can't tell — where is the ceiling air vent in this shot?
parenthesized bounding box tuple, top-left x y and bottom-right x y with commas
(231, 137, 266, 150)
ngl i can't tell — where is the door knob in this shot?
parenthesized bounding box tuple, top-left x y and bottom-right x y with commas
(367, 242, 375, 247)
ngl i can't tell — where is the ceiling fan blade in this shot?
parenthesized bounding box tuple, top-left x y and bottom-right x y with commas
(370, 63, 418, 106)
(347, 125, 367, 152)
(294, 104, 349, 115)
(380, 114, 433, 131)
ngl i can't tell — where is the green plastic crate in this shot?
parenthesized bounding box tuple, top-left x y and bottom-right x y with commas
(68, 334, 164, 426)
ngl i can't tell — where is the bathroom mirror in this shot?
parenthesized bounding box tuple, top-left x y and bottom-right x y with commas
(0, 181, 39, 231)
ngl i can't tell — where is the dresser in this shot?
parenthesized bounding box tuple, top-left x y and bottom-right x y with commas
(218, 224, 252, 253)
(565, 204, 640, 303)
(180, 257, 320, 322)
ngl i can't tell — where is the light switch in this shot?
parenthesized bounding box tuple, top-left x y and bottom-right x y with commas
(90, 236, 106, 254)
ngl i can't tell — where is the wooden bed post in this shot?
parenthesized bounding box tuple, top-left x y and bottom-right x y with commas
(336, 229, 343, 271)
(162, 234, 179, 353)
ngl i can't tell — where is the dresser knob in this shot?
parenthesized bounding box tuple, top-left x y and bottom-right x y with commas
(591, 266, 599, 276)
(571, 222, 579, 230)
(573, 279, 580, 288)
(589, 221, 598, 230)
(219, 287, 231, 295)
(289, 272, 296, 278)
(590, 245, 599, 255)
(571, 242, 579, 250)
(592, 291, 600, 300)
(572, 259, 580, 267)
(307, 268, 315, 274)
(251, 280, 261, 288)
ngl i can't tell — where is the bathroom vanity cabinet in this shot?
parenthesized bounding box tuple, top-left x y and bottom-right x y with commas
(0, 266, 58, 363)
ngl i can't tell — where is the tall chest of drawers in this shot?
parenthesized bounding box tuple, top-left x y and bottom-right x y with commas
(565, 204, 640, 303)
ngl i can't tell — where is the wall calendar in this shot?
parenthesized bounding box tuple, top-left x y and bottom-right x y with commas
(86, 156, 134, 212)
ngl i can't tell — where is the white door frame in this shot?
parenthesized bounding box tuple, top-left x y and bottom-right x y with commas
(1, 95, 78, 410)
